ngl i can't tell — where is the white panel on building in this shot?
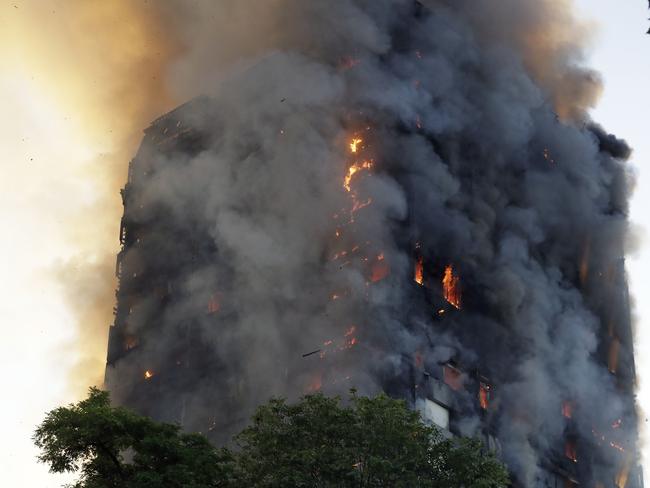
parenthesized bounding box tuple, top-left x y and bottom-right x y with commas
(416, 398, 449, 430)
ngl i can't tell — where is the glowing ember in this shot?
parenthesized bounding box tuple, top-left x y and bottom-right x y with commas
(332, 250, 348, 261)
(370, 253, 389, 282)
(414, 256, 424, 285)
(442, 264, 461, 309)
(307, 373, 322, 392)
(351, 197, 372, 215)
(144, 370, 154, 380)
(344, 159, 373, 192)
(124, 336, 139, 351)
(562, 401, 573, 419)
(610, 441, 625, 453)
(349, 138, 363, 154)
(343, 327, 358, 348)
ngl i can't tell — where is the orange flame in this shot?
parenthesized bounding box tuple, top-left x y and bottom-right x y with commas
(344, 326, 358, 348)
(349, 138, 363, 154)
(144, 370, 153, 380)
(370, 253, 389, 283)
(124, 335, 139, 351)
(307, 373, 322, 392)
(350, 197, 372, 216)
(414, 256, 424, 285)
(479, 383, 490, 410)
(344, 159, 373, 192)
(615, 456, 633, 488)
(442, 265, 461, 309)
(564, 439, 577, 463)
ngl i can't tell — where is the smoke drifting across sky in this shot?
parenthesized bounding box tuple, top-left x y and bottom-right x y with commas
(93, 1, 638, 486)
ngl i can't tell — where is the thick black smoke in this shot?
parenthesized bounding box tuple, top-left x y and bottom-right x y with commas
(106, 1, 638, 485)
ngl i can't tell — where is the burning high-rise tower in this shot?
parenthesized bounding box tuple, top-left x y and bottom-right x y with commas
(105, 1, 642, 486)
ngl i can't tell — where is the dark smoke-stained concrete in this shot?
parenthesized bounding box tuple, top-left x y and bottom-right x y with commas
(105, 1, 641, 486)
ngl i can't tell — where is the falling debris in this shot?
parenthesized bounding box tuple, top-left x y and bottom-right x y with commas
(302, 349, 322, 358)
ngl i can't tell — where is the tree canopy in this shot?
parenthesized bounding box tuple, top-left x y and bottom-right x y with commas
(33, 388, 233, 488)
(35, 388, 509, 487)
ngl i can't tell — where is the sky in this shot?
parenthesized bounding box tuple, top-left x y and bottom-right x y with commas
(0, 1, 647, 487)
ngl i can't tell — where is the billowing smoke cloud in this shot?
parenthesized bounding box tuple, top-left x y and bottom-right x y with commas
(102, 0, 638, 485)
(1, 0, 183, 394)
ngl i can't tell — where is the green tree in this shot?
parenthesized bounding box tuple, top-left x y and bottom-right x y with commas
(33, 387, 234, 488)
(35, 388, 509, 488)
(235, 391, 509, 487)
